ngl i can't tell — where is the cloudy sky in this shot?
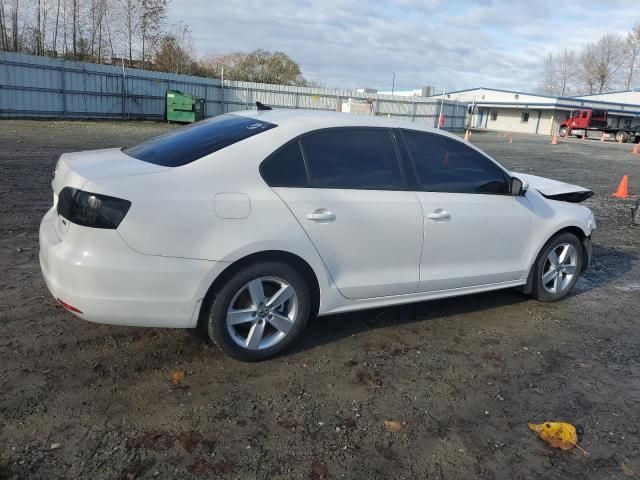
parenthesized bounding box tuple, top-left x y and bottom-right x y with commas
(168, 0, 634, 92)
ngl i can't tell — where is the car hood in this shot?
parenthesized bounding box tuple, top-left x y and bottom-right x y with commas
(511, 172, 594, 203)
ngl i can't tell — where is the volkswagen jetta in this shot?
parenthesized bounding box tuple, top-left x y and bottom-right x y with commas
(39, 108, 596, 361)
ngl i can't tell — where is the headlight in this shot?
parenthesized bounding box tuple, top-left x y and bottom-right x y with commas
(57, 187, 131, 229)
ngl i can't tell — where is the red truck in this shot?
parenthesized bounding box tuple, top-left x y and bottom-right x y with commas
(558, 109, 640, 143)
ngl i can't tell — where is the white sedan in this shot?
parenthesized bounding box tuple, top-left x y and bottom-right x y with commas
(39, 107, 596, 361)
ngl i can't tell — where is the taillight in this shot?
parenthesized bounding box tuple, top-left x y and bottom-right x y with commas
(57, 187, 131, 229)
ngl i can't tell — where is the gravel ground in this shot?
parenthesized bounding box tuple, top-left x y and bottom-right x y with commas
(1, 120, 640, 480)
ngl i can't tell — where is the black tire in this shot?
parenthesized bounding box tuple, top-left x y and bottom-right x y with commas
(205, 261, 311, 361)
(558, 126, 569, 138)
(530, 232, 583, 302)
(616, 131, 629, 143)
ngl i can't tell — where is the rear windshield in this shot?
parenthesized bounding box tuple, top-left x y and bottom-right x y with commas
(124, 114, 277, 167)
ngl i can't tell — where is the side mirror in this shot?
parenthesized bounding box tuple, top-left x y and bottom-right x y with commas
(510, 176, 528, 196)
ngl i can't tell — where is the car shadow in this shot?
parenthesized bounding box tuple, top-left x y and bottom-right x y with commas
(292, 288, 530, 355)
(292, 244, 635, 355)
(574, 244, 636, 294)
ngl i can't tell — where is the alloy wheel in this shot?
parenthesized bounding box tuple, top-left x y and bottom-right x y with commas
(226, 276, 299, 350)
(541, 243, 578, 295)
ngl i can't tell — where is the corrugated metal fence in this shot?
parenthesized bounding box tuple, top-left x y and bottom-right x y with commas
(0, 52, 466, 129)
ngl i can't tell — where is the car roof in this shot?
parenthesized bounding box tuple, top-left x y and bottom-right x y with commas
(231, 108, 461, 140)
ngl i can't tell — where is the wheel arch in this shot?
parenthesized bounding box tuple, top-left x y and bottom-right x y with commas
(522, 225, 591, 294)
(197, 250, 321, 329)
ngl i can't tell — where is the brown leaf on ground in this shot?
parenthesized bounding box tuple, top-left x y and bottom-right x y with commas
(310, 461, 328, 480)
(171, 370, 186, 384)
(355, 370, 382, 387)
(621, 462, 635, 477)
(128, 431, 176, 450)
(277, 419, 299, 429)
(191, 459, 235, 474)
(383, 420, 407, 432)
(178, 430, 202, 453)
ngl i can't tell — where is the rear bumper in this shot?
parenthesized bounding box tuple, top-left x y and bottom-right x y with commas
(39, 207, 223, 328)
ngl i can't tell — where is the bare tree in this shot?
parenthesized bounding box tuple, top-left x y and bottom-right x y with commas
(580, 44, 598, 94)
(11, 0, 18, 51)
(581, 34, 624, 94)
(139, 0, 166, 68)
(120, 0, 140, 65)
(556, 48, 575, 96)
(52, 0, 60, 54)
(538, 52, 557, 95)
(71, 0, 78, 57)
(153, 22, 194, 74)
(0, 0, 9, 50)
(624, 23, 640, 89)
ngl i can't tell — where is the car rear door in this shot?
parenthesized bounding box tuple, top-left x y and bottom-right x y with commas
(261, 127, 423, 299)
(398, 129, 534, 292)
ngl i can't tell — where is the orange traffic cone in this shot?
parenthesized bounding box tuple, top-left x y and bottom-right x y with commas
(619, 135, 624, 144)
(464, 129, 471, 142)
(600, 132, 606, 143)
(508, 133, 513, 144)
(633, 144, 640, 155)
(551, 134, 558, 145)
(612, 175, 630, 199)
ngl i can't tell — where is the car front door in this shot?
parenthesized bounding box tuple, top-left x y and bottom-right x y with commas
(261, 128, 423, 299)
(398, 129, 534, 292)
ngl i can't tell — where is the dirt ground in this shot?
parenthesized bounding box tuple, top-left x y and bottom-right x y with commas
(1, 120, 640, 480)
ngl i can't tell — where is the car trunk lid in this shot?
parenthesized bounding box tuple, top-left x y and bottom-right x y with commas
(53, 148, 169, 194)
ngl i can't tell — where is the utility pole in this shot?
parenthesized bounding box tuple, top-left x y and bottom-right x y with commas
(391, 72, 396, 95)
(437, 89, 446, 129)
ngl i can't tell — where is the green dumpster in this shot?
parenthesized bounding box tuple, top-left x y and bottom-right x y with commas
(166, 90, 205, 123)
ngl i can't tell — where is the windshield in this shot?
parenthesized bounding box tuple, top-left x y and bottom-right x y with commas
(124, 114, 277, 167)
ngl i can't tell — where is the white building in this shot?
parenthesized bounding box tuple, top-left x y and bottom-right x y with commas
(435, 87, 640, 135)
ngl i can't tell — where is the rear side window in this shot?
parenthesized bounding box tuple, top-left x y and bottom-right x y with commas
(401, 130, 508, 194)
(300, 128, 402, 189)
(124, 114, 276, 167)
(261, 141, 308, 187)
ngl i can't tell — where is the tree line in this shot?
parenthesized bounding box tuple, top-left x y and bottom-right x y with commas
(539, 24, 640, 96)
(0, 0, 308, 86)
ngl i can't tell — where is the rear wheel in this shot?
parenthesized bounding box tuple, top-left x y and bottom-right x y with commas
(205, 261, 311, 361)
(530, 232, 583, 302)
(616, 131, 629, 143)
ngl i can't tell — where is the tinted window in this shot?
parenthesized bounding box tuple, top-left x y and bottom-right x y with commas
(300, 128, 402, 189)
(402, 130, 508, 194)
(261, 141, 308, 187)
(124, 114, 276, 167)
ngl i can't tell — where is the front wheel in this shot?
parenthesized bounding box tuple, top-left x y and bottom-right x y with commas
(530, 232, 583, 302)
(205, 261, 311, 361)
(558, 126, 569, 138)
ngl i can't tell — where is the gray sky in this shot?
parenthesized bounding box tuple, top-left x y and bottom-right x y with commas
(168, 0, 634, 92)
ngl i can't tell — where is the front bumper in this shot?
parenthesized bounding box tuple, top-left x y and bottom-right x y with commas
(582, 234, 593, 271)
(39, 207, 221, 328)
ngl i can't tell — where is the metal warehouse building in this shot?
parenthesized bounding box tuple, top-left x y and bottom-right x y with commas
(438, 87, 640, 136)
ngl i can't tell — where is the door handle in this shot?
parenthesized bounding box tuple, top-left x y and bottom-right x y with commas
(305, 209, 336, 221)
(427, 209, 450, 220)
